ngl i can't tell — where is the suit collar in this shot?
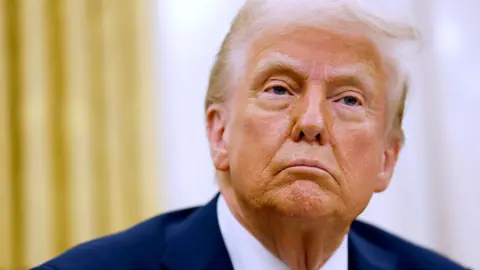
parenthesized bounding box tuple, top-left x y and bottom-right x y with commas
(161, 194, 397, 270)
(161, 194, 233, 270)
(348, 221, 398, 270)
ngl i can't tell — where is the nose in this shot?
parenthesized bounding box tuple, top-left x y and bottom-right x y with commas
(291, 90, 329, 144)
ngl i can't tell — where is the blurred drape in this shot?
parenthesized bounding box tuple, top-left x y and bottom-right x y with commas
(0, 0, 159, 268)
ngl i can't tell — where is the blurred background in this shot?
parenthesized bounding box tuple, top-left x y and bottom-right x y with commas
(1, 0, 479, 269)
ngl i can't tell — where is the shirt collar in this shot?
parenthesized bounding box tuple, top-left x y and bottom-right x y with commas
(217, 195, 348, 270)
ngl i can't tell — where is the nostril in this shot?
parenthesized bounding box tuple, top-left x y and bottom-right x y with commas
(315, 134, 321, 141)
(299, 131, 305, 139)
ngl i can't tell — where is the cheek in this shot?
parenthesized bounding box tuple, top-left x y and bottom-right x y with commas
(332, 118, 384, 166)
(350, 138, 383, 177)
(332, 123, 384, 201)
(227, 109, 291, 191)
(231, 107, 290, 154)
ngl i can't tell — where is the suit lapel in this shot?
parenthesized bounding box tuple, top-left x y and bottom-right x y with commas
(161, 195, 397, 270)
(161, 195, 234, 270)
(348, 222, 398, 270)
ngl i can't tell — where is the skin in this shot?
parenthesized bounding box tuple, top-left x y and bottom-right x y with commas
(207, 26, 401, 270)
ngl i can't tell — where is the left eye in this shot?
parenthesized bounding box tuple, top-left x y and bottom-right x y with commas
(267, 86, 290, 95)
(339, 96, 360, 106)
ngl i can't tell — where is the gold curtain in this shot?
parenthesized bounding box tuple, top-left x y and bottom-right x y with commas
(0, 0, 159, 268)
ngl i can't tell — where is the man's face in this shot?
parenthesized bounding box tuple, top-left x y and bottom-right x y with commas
(208, 27, 400, 221)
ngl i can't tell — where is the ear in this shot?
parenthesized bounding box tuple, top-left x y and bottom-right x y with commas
(374, 138, 402, 193)
(206, 104, 230, 171)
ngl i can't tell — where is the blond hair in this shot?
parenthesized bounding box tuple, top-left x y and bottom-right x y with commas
(205, 0, 420, 143)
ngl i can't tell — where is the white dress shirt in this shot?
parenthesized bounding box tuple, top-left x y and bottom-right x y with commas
(217, 195, 348, 270)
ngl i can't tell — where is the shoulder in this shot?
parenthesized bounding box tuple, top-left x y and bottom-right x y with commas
(350, 220, 468, 270)
(33, 206, 199, 270)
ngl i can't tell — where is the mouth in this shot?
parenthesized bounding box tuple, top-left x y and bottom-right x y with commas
(285, 166, 328, 175)
(273, 159, 338, 190)
(284, 159, 329, 173)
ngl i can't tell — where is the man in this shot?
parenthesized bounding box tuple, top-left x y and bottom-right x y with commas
(34, 1, 467, 270)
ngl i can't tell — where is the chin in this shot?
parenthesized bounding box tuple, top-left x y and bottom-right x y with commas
(257, 180, 339, 219)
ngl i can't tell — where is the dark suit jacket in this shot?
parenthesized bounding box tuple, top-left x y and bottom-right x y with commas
(33, 195, 467, 270)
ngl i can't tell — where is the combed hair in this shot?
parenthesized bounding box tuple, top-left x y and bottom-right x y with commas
(205, 0, 420, 144)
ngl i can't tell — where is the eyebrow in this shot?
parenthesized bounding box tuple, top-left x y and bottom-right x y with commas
(252, 53, 309, 82)
(325, 63, 377, 91)
(253, 53, 377, 90)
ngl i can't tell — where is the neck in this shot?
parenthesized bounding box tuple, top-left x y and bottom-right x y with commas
(220, 185, 350, 270)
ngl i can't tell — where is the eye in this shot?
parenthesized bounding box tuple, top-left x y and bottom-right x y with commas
(338, 96, 361, 106)
(266, 85, 291, 96)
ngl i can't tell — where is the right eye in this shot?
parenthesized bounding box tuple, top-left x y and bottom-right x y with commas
(265, 85, 291, 96)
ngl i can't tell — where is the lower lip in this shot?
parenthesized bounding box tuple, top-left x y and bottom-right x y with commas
(285, 166, 328, 174)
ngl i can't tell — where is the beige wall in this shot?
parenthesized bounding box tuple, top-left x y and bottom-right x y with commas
(157, 1, 480, 269)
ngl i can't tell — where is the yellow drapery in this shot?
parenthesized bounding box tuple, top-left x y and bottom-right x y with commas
(0, 0, 159, 268)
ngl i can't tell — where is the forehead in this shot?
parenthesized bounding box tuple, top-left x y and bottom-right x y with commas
(246, 27, 384, 82)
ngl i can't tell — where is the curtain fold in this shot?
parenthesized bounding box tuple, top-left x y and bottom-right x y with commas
(0, 0, 159, 268)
